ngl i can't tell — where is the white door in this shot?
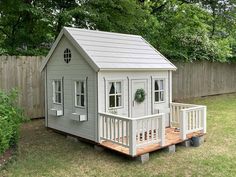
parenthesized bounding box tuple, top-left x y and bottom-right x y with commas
(131, 79, 148, 118)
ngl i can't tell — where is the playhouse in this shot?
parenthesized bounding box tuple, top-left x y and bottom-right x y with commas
(40, 27, 206, 158)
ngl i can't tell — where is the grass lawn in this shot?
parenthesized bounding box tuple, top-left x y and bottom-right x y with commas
(1, 93, 236, 177)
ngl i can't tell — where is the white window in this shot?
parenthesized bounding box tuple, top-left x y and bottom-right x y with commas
(154, 79, 165, 103)
(64, 48, 71, 63)
(108, 81, 122, 108)
(75, 81, 85, 107)
(53, 80, 62, 104)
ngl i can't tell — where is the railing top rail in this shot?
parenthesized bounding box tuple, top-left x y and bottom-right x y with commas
(99, 112, 131, 120)
(180, 105, 206, 112)
(98, 112, 164, 121)
(171, 102, 205, 107)
(133, 113, 164, 120)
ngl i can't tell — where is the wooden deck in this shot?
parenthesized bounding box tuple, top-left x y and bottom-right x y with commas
(100, 128, 203, 156)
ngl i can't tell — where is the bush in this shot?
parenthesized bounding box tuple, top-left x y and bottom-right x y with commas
(0, 89, 24, 155)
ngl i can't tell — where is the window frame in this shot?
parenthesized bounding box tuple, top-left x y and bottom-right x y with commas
(53, 79, 62, 105)
(64, 48, 71, 64)
(153, 78, 165, 104)
(107, 80, 123, 109)
(74, 80, 86, 108)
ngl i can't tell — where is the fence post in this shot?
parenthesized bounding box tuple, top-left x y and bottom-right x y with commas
(180, 110, 186, 140)
(129, 120, 137, 157)
(159, 114, 165, 146)
(202, 106, 207, 134)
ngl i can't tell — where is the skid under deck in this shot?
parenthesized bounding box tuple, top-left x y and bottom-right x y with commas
(100, 128, 203, 156)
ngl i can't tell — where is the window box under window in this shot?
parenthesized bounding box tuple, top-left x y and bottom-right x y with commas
(71, 113, 87, 121)
(49, 108, 63, 117)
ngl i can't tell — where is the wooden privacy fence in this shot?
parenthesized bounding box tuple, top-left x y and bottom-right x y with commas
(0, 56, 44, 118)
(172, 61, 236, 100)
(0, 56, 235, 118)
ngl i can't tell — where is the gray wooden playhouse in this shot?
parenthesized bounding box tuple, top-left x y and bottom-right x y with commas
(40, 27, 206, 159)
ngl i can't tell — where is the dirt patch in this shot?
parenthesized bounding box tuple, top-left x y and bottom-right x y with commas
(0, 147, 15, 168)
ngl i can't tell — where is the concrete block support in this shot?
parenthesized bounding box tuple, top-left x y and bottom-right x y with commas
(191, 136, 205, 147)
(136, 153, 149, 163)
(165, 145, 176, 153)
(180, 140, 191, 147)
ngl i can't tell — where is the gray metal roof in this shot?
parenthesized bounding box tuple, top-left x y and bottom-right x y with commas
(40, 27, 176, 71)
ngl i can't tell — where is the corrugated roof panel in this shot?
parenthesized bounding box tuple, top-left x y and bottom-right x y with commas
(64, 27, 176, 70)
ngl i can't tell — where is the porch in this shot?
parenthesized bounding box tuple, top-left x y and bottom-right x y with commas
(98, 102, 207, 157)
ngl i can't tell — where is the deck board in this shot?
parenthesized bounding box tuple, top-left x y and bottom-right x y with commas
(100, 128, 203, 156)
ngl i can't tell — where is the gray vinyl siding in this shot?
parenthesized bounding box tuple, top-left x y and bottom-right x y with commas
(46, 35, 97, 141)
(97, 71, 171, 127)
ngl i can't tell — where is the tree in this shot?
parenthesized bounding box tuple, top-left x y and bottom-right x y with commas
(0, 0, 235, 62)
(0, 0, 52, 55)
(141, 0, 234, 62)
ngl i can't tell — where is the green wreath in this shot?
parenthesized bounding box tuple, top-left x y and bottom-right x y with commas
(134, 88, 146, 103)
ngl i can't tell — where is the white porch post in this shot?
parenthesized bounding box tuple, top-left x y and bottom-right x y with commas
(159, 114, 165, 146)
(202, 106, 207, 134)
(180, 110, 187, 140)
(129, 120, 137, 156)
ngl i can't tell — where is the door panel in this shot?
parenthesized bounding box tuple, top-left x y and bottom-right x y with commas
(131, 79, 148, 118)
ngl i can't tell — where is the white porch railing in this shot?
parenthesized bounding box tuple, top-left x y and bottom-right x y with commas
(170, 103, 207, 140)
(98, 112, 165, 156)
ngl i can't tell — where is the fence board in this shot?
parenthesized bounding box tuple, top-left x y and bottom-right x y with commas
(0, 56, 44, 118)
(0, 56, 235, 118)
(172, 61, 236, 100)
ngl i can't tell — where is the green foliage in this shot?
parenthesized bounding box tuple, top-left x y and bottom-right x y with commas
(0, 89, 25, 155)
(0, 0, 235, 62)
(148, 1, 235, 62)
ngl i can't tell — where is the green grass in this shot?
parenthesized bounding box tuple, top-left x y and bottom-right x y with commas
(1, 93, 236, 177)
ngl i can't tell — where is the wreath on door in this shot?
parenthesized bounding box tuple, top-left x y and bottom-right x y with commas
(134, 88, 145, 103)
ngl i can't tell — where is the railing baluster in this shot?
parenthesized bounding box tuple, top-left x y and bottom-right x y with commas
(142, 120, 144, 142)
(136, 121, 140, 144)
(196, 110, 199, 129)
(189, 112, 191, 130)
(106, 116, 108, 139)
(180, 110, 187, 140)
(195, 110, 197, 129)
(114, 118, 116, 141)
(177, 106, 179, 123)
(117, 120, 120, 143)
(110, 117, 112, 140)
(122, 120, 124, 145)
(146, 119, 149, 142)
(202, 106, 207, 133)
(100, 116, 105, 137)
(126, 121, 129, 145)
(151, 118, 153, 142)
